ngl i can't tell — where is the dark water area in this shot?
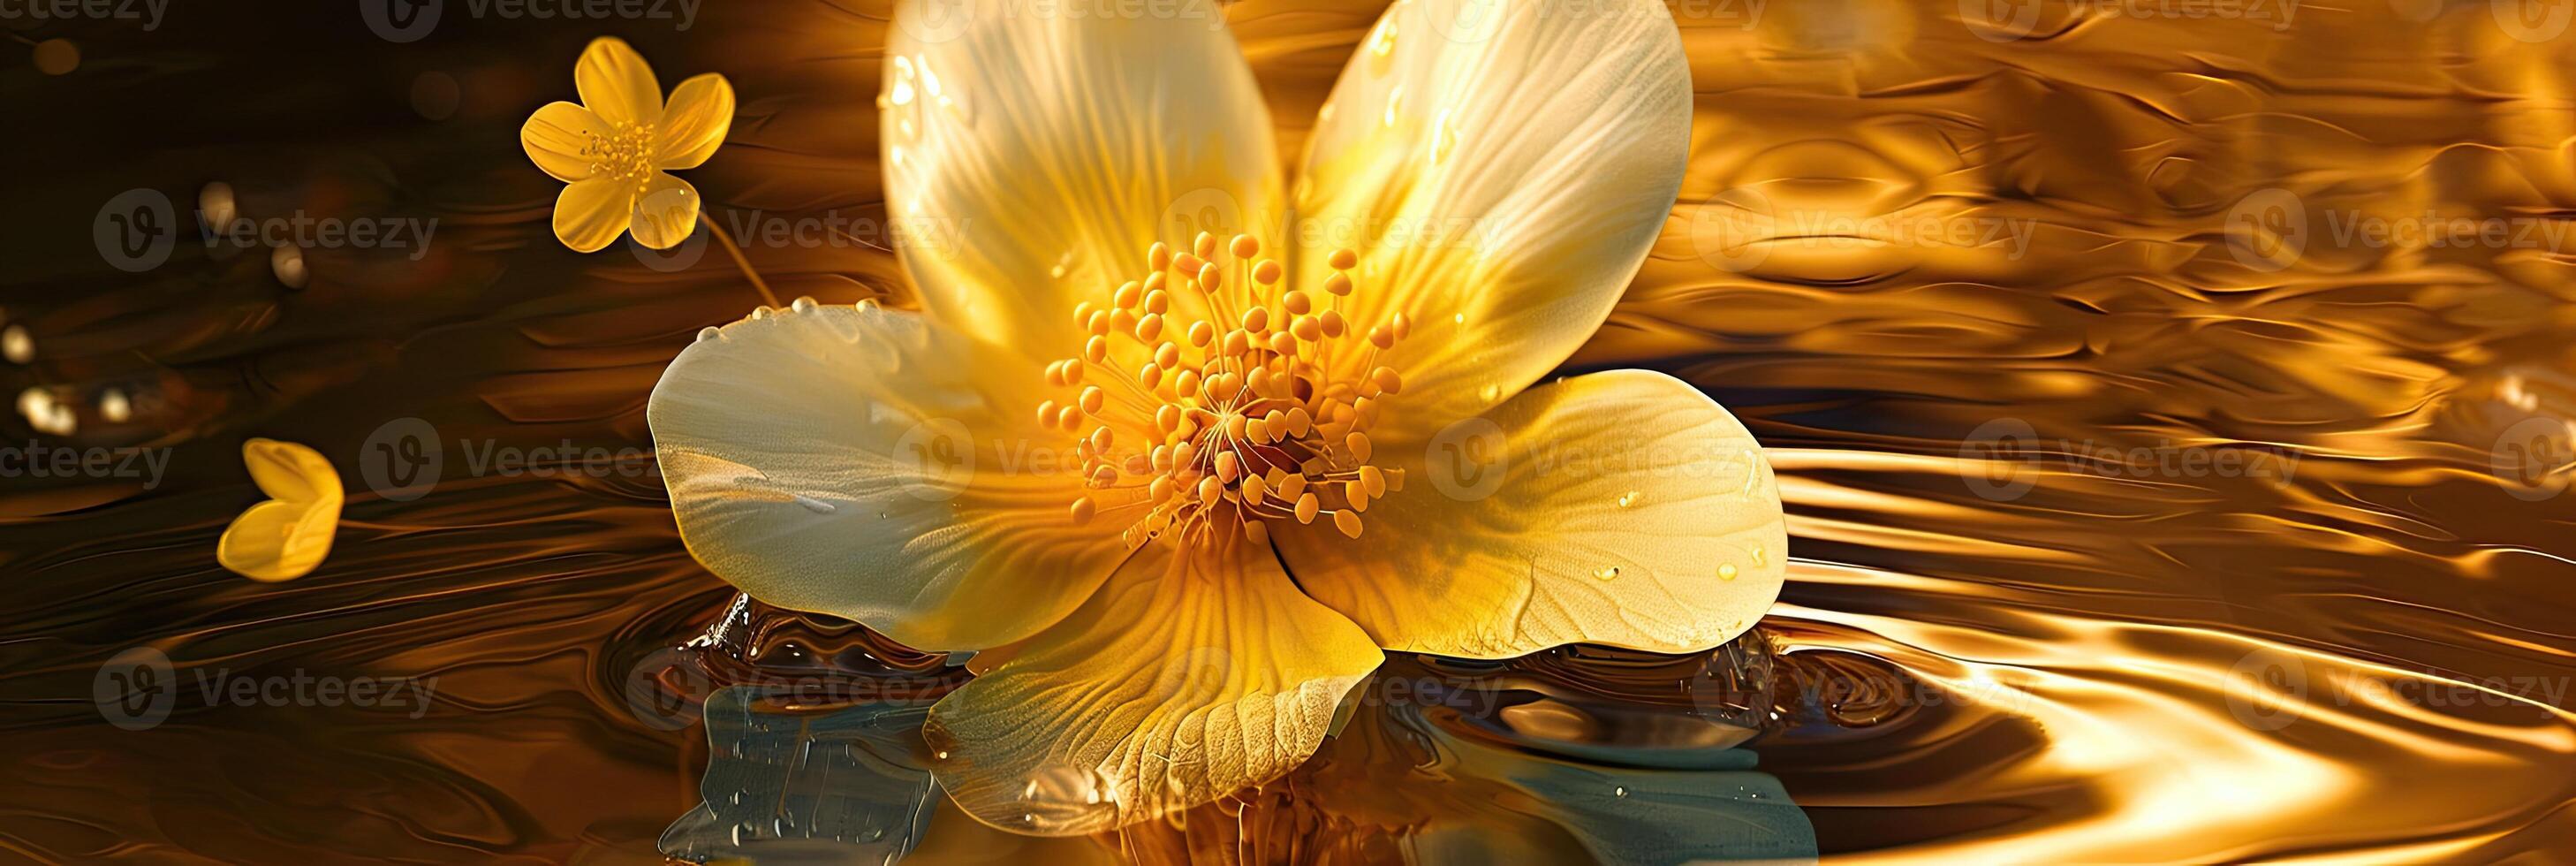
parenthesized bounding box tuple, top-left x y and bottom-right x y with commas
(7, 0, 2576, 862)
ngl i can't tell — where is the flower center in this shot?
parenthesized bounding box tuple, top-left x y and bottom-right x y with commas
(579, 122, 661, 186)
(1039, 233, 1414, 549)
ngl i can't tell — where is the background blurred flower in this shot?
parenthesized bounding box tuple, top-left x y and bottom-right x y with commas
(520, 37, 734, 253)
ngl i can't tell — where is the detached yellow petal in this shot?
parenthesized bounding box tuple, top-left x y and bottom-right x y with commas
(574, 36, 662, 126)
(655, 72, 733, 170)
(925, 537, 1382, 835)
(1292, 0, 1693, 448)
(1275, 370, 1786, 659)
(521, 101, 605, 182)
(554, 177, 635, 253)
(629, 172, 701, 250)
(218, 438, 343, 582)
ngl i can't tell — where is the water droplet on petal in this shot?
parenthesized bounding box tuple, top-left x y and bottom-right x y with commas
(1718, 563, 1739, 581)
(1613, 786, 1629, 798)
(1595, 566, 1620, 581)
(1617, 490, 1640, 507)
(1383, 85, 1404, 128)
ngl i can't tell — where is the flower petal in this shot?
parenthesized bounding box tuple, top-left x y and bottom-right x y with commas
(1292, 0, 1693, 448)
(882, 0, 1283, 354)
(655, 72, 733, 170)
(1275, 370, 1785, 659)
(554, 177, 635, 253)
(241, 437, 341, 505)
(522, 101, 606, 182)
(217, 499, 339, 582)
(648, 303, 1132, 652)
(925, 536, 1382, 835)
(220, 439, 342, 582)
(575, 36, 663, 126)
(630, 172, 701, 250)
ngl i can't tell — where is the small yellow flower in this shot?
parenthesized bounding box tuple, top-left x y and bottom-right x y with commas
(521, 37, 733, 253)
(648, 0, 1786, 837)
(216, 438, 342, 582)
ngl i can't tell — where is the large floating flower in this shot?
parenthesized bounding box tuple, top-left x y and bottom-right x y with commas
(647, 0, 1786, 835)
(520, 37, 734, 252)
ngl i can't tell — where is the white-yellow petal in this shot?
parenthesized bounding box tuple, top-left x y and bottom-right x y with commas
(882, 0, 1283, 356)
(925, 537, 1382, 835)
(1274, 370, 1785, 659)
(554, 177, 635, 253)
(629, 172, 701, 250)
(647, 303, 1131, 652)
(1293, 0, 1693, 448)
(574, 36, 663, 126)
(655, 72, 733, 170)
(218, 438, 342, 582)
(521, 101, 606, 182)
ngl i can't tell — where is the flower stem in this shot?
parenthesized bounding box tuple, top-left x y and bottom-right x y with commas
(704, 219, 781, 309)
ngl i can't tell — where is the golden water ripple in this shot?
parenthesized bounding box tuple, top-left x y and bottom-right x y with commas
(4, 0, 2576, 861)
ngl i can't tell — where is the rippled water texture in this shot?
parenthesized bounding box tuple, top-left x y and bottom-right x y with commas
(8, 0, 2576, 862)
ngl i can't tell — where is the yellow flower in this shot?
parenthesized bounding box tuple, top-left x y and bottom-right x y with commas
(216, 438, 342, 581)
(521, 37, 734, 253)
(647, 0, 1785, 836)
